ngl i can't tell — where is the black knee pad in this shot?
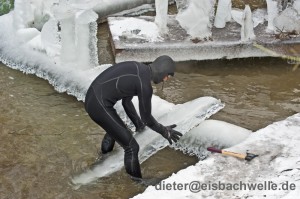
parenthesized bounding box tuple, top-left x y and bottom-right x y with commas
(126, 138, 139, 154)
(101, 134, 115, 154)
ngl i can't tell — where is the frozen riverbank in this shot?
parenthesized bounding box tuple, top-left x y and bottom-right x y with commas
(133, 113, 300, 198)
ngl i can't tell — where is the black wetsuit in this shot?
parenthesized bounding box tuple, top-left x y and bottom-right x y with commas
(85, 61, 166, 178)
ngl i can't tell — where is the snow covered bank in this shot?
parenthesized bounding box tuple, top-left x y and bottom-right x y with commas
(133, 113, 300, 198)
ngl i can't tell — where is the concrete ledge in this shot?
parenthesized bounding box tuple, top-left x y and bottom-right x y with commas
(108, 16, 300, 63)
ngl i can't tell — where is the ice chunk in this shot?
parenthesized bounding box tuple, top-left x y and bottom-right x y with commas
(214, 0, 232, 28)
(41, 18, 61, 57)
(176, 0, 215, 39)
(294, 0, 300, 14)
(155, 0, 168, 34)
(241, 5, 256, 41)
(274, 7, 300, 33)
(16, 28, 40, 43)
(70, 0, 97, 10)
(231, 8, 243, 25)
(175, 0, 190, 13)
(266, 0, 279, 32)
(30, 0, 48, 30)
(27, 34, 44, 51)
(13, 0, 34, 29)
(252, 8, 267, 27)
(232, 8, 266, 28)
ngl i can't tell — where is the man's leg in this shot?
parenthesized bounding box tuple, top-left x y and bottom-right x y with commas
(102, 108, 142, 178)
(123, 136, 142, 178)
(85, 95, 142, 178)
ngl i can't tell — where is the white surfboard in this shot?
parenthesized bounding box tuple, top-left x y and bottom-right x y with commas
(71, 96, 224, 187)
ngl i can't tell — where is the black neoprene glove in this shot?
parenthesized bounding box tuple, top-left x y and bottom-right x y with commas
(161, 124, 183, 145)
(135, 122, 146, 132)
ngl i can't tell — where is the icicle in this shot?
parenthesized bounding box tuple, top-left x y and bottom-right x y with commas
(241, 5, 255, 42)
(214, 0, 232, 28)
(75, 10, 99, 69)
(53, 0, 76, 63)
(266, 0, 279, 32)
(40, 18, 61, 57)
(155, 0, 168, 34)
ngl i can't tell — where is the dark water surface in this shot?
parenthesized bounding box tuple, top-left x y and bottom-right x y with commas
(1, 56, 299, 198)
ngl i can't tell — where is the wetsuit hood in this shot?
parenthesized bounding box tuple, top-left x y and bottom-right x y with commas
(149, 55, 175, 84)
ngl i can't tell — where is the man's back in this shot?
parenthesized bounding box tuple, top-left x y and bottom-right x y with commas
(89, 61, 152, 107)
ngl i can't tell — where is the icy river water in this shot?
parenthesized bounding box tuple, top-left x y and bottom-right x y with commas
(1, 0, 300, 197)
(1, 55, 299, 198)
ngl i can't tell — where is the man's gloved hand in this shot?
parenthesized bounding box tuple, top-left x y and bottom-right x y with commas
(135, 122, 146, 133)
(161, 124, 183, 145)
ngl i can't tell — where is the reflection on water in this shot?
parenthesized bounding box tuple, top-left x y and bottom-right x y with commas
(1, 57, 299, 198)
(157, 58, 300, 130)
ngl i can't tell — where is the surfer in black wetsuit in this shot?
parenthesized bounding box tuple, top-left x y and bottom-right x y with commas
(84, 55, 182, 180)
